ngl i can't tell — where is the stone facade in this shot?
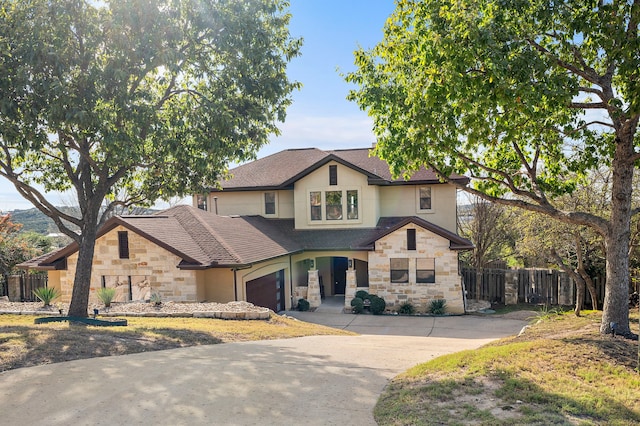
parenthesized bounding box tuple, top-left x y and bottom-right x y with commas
(367, 224, 464, 314)
(59, 225, 198, 304)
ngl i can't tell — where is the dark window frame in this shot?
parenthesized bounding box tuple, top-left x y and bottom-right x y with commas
(329, 165, 338, 185)
(118, 231, 130, 259)
(390, 258, 409, 283)
(407, 228, 416, 250)
(416, 258, 436, 284)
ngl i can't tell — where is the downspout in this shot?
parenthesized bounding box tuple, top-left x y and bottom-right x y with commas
(233, 269, 238, 301)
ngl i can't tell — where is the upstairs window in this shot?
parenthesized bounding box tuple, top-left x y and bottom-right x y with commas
(326, 191, 342, 220)
(118, 231, 130, 259)
(196, 195, 207, 211)
(310, 191, 322, 221)
(390, 258, 409, 283)
(407, 229, 416, 250)
(347, 190, 358, 219)
(329, 165, 338, 185)
(264, 192, 276, 215)
(419, 187, 432, 210)
(416, 258, 436, 283)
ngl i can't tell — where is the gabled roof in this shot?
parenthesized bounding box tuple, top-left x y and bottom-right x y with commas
(214, 147, 469, 191)
(21, 206, 473, 271)
(370, 217, 475, 250)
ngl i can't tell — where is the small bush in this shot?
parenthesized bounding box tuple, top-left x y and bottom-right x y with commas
(351, 297, 364, 314)
(297, 298, 310, 311)
(429, 299, 447, 315)
(96, 287, 116, 307)
(370, 295, 386, 315)
(355, 290, 370, 300)
(32, 286, 61, 307)
(397, 301, 415, 315)
(149, 292, 162, 306)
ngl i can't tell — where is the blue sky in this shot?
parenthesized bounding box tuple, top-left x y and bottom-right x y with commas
(0, 0, 395, 212)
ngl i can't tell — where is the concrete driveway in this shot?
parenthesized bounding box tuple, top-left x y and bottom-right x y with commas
(0, 313, 527, 425)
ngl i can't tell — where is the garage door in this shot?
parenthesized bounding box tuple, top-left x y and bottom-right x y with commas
(246, 270, 285, 312)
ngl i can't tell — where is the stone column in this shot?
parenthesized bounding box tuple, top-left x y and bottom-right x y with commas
(307, 270, 321, 308)
(345, 269, 357, 309)
(504, 270, 518, 305)
(557, 272, 573, 306)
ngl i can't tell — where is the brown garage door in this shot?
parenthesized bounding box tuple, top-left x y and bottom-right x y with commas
(246, 270, 285, 312)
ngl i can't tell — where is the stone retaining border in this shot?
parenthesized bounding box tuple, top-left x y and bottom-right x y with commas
(0, 309, 271, 320)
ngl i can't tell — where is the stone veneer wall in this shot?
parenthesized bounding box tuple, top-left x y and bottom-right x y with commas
(367, 224, 465, 314)
(59, 226, 198, 304)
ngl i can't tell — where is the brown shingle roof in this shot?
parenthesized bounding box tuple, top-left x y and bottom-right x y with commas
(215, 147, 469, 190)
(22, 206, 472, 271)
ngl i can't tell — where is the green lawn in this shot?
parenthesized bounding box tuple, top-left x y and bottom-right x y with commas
(375, 310, 640, 425)
(0, 314, 353, 372)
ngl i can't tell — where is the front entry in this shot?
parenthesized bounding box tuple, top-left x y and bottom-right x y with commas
(246, 270, 285, 312)
(333, 257, 348, 295)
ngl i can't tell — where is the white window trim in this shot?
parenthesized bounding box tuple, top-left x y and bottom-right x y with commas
(263, 191, 278, 217)
(307, 187, 362, 225)
(415, 186, 435, 213)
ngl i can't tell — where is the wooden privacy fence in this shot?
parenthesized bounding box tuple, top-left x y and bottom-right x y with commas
(2, 273, 48, 302)
(461, 268, 506, 304)
(0, 275, 8, 298)
(462, 267, 638, 307)
(463, 267, 570, 306)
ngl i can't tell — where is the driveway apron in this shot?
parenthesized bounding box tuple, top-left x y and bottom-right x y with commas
(0, 314, 527, 425)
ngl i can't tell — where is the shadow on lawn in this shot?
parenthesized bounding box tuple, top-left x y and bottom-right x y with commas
(0, 324, 222, 371)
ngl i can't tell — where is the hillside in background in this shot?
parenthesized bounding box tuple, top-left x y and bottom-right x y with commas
(7, 207, 78, 235)
(6, 206, 158, 235)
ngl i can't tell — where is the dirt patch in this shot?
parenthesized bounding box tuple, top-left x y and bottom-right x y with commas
(497, 310, 539, 321)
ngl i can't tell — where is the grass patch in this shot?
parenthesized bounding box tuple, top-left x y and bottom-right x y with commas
(375, 310, 640, 425)
(0, 314, 353, 372)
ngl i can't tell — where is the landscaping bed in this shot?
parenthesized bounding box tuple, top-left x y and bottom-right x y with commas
(0, 300, 271, 320)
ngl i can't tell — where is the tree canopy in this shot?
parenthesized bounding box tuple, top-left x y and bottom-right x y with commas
(0, 0, 300, 316)
(347, 0, 639, 336)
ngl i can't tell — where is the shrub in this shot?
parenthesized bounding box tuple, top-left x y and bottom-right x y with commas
(350, 297, 364, 314)
(369, 295, 386, 315)
(96, 287, 116, 307)
(32, 286, 61, 307)
(355, 290, 370, 300)
(297, 298, 310, 311)
(429, 299, 447, 315)
(149, 292, 162, 306)
(397, 301, 415, 315)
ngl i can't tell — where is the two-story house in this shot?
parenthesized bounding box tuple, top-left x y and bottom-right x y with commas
(22, 147, 473, 313)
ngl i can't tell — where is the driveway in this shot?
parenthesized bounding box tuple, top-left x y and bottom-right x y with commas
(0, 314, 527, 425)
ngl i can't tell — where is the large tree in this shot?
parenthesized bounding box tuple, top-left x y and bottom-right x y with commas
(347, 0, 639, 336)
(0, 0, 300, 317)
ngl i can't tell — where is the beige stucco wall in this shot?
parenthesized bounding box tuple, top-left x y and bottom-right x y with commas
(197, 190, 294, 218)
(367, 224, 464, 314)
(199, 268, 235, 303)
(293, 161, 379, 229)
(379, 184, 458, 232)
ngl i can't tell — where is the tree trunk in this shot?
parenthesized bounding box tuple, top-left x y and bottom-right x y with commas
(67, 213, 99, 318)
(574, 277, 584, 317)
(600, 134, 634, 336)
(584, 274, 598, 311)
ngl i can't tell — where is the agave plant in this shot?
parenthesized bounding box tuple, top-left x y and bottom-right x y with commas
(96, 287, 116, 308)
(149, 292, 162, 306)
(33, 286, 61, 307)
